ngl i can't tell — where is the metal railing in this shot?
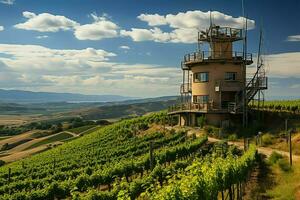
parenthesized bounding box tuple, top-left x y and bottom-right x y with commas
(183, 51, 252, 64)
(180, 83, 192, 94)
(168, 102, 213, 113)
(199, 26, 243, 41)
(246, 76, 268, 89)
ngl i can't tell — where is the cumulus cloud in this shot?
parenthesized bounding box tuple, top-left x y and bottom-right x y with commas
(74, 13, 119, 40)
(0, 26, 4, 31)
(0, 44, 116, 74)
(0, 0, 14, 5)
(264, 52, 300, 77)
(15, 11, 79, 32)
(139, 11, 255, 30)
(286, 35, 300, 42)
(122, 10, 255, 43)
(0, 43, 180, 97)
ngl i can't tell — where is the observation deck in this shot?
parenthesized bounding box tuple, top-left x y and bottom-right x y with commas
(181, 51, 253, 70)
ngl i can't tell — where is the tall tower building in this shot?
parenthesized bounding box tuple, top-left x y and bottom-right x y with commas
(168, 24, 267, 126)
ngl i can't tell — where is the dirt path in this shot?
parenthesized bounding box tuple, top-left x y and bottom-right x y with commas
(174, 126, 300, 161)
(1, 145, 50, 163)
(207, 137, 300, 161)
(6, 132, 65, 153)
(0, 130, 39, 146)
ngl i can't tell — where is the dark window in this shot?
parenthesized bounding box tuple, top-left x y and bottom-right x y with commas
(225, 72, 237, 81)
(194, 72, 209, 82)
(193, 95, 209, 103)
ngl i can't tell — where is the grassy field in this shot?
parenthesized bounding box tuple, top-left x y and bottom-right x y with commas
(67, 125, 96, 134)
(266, 158, 300, 199)
(0, 136, 11, 141)
(25, 132, 73, 150)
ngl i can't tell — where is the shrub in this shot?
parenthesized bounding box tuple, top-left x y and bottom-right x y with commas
(0, 159, 5, 166)
(277, 158, 291, 172)
(227, 134, 238, 141)
(197, 115, 206, 128)
(269, 151, 283, 164)
(261, 133, 274, 146)
(75, 174, 91, 192)
(203, 125, 219, 137)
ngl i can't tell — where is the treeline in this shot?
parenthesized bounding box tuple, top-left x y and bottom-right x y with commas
(0, 117, 111, 136)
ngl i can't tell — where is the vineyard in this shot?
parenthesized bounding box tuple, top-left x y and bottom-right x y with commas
(250, 99, 300, 113)
(0, 112, 258, 199)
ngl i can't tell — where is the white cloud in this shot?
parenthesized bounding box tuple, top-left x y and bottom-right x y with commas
(0, 44, 116, 74)
(0, 0, 14, 5)
(36, 35, 48, 39)
(0, 43, 180, 97)
(138, 14, 167, 26)
(119, 45, 130, 50)
(264, 52, 300, 77)
(74, 13, 119, 40)
(121, 27, 197, 43)
(287, 35, 300, 42)
(0, 26, 4, 31)
(15, 11, 79, 32)
(123, 10, 255, 43)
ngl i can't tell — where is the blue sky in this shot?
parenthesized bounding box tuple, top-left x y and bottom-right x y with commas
(0, 0, 299, 98)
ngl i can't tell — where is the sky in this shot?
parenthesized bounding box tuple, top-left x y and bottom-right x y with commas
(0, 0, 299, 98)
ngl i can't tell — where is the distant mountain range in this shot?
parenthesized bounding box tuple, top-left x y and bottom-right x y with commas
(0, 89, 134, 103)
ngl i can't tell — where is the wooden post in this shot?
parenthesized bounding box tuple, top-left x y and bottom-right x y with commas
(285, 119, 288, 144)
(289, 130, 292, 166)
(247, 138, 250, 150)
(149, 141, 154, 170)
(8, 168, 11, 182)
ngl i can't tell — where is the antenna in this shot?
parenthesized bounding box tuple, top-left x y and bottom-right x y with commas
(210, 10, 212, 27)
(209, 10, 213, 55)
(241, 0, 248, 128)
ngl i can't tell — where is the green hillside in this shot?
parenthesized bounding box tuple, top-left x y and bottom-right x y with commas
(0, 112, 257, 199)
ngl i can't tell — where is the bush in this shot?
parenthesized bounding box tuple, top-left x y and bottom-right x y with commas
(75, 174, 91, 192)
(203, 125, 219, 137)
(269, 151, 283, 164)
(227, 134, 238, 141)
(261, 133, 274, 146)
(277, 158, 291, 172)
(197, 115, 206, 128)
(0, 159, 5, 166)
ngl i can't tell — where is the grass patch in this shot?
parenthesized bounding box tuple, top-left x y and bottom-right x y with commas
(261, 133, 275, 146)
(0, 136, 11, 141)
(269, 151, 284, 164)
(67, 125, 96, 134)
(30, 131, 52, 139)
(266, 160, 299, 199)
(25, 132, 73, 150)
(79, 126, 102, 136)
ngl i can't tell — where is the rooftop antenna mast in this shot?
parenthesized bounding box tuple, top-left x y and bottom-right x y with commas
(209, 10, 214, 56)
(242, 0, 248, 128)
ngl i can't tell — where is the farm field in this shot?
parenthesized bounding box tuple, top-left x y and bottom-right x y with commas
(0, 112, 259, 199)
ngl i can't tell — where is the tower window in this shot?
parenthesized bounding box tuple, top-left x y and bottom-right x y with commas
(194, 72, 209, 82)
(225, 72, 237, 81)
(193, 95, 209, 103)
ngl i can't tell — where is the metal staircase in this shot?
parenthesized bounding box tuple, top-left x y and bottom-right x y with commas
(230, 28, 268, 114)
